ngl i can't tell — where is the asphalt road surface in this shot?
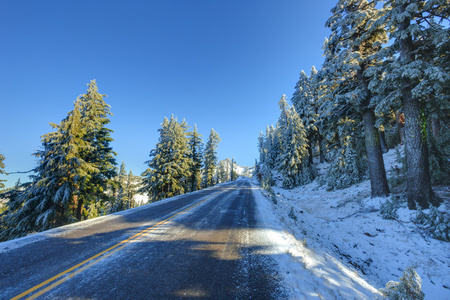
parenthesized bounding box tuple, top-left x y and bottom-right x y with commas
(1, 179, 287, 299)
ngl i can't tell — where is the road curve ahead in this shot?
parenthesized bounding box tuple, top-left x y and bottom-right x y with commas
(1, 178, 287, 299)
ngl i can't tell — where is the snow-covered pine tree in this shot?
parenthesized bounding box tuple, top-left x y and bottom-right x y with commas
(141, 116, 191, 201)
(0, 100, 100, 240)
(230, 158, 235, 181)
(76, 80, 117, 219)
(188, 124, 203, 192)
(125, 170, 137, 208)
(309, 68, 327, 163)
(277, 105, 309, 188)
(141, 117, 171, 201)
(266, 125, 281, 170)
(323, 115, 368, 191)
(371, 0, 448, 208)
(292, 67, 321, 165)
(275, 95, 290, 170)
(203, 129, 221, 188)
(0, 153, 5, 189)
(108, 161, 128, 213)
(324, 0, 390, 197)
(258, 131, 266, 165)
(216, 161, 227, 183)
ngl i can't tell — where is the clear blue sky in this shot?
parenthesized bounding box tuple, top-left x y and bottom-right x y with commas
(0, 0, 335, 188)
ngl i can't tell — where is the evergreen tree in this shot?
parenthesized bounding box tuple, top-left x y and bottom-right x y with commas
(125, 170, 137, 208)
(1, 101, 95, 239)
(373, 0, 448, 208)
(203, 129, 221, 188)
(324, 0, 390, 197)
(216, 161, 227, 183)
(76, 80, 117, 219)
(276, 95, 289, 149)
(108, 161, 128, 213)
(142, 116, 191, 201)
(0, 153, 5, 189)
(277, 105, 309, 188)
(292, 67, 321, 165)
(0, 81, 117, 241)
(266, 125, 280, 169)
(188, 125, 203, 192)
(258, 131, 266, 165)
(230, 158, 235, 181)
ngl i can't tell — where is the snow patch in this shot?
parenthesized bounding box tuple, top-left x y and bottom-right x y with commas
(251, 148, 450, 299)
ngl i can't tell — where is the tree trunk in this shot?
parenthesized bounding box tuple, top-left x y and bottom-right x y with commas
(398, 14, 438, 209)
(357, 59, 390, 198)
(76, 196, 84, 221)
(379, 130, 389, 153)
(318, 134, 325, 163)
(431, 118, 440, 139)
(308, 137, 313, 165)
(363, 109, 390, 197)
(402, 92, 439, 209)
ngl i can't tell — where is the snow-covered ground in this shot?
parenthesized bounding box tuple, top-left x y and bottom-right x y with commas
(250, 149, 450, 299)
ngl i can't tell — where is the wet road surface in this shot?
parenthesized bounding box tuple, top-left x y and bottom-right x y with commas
(1, 179, 286, 299)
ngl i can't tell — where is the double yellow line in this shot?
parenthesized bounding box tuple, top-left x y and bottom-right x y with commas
(11, 191, 221, 300)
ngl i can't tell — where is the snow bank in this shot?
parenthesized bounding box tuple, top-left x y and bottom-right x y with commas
(252, 148, 450, 299)
(250, 182, 382, 299)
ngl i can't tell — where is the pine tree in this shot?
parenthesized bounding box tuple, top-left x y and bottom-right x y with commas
(188, 125, 203, 192)
(76, 80, 117, 219)
(142, 116, 191, 201)
(292, 67, 321, 165)
(258, 131, 266, 165)
(0, 81, 117, 241)
(0, 153, 5, 189)
(277, 105, 309, 188)
(373, 0, 448, 208)
(216, 161, 227, 183)
(275, 95, 290, 170)
(203, 129, 221, 188)
(324, 0, 390, 197)
(126, 170, 137, 208)
(230, 158, 234, 181)
(266, 125, 280, 169)
(1, 101, 94, 239)
(108, 161, 128, 213)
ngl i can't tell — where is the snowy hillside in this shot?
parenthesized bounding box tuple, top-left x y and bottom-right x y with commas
(255, 148, 450, 299)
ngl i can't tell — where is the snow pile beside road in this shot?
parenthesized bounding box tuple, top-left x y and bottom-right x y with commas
(250, 148, 450, 299)
(250, 182, 381, 299)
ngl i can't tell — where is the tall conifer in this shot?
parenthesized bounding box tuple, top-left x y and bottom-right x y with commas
(76, 80, 117, 219)
(373, 0, 448, 208)
(142, 116, 191, 201)
(0, 81, 116, 240)
(203, 129, 221, 188)
(188, 125, 203, 192)
(324, 0, 390, 197)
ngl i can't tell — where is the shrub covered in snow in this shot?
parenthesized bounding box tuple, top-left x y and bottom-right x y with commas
(288, 207, 297, 221)
(428, 132, 450, 185)
(380, 196, 402, 220)
(324, 139, 367, 191)
(414, 207, 450, 242)
(388, 147, 407, 188)
(379, 267, 425, 300)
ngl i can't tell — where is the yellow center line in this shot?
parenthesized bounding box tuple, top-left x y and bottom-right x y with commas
(11, 190, 224, 300)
